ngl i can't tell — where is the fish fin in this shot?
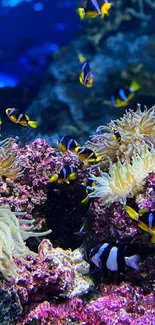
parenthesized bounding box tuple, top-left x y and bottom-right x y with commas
(69, 172, 77, 181)
(49, 174, 58, 183)
(138, 221, 149, 232)
(28, 120, 38, 128)
(101, 3, 112, 18)
(125, 206, 139, 221)
(77, 8, 85, 19)
(79, 73, 84, 85)
(25, 114, 30, 121)
(130, 80, 141, 92)
(96, 155, 102, 163)
(75, 146, 83, 154)
(115, 99, 129, 107)
(127, 93, 134, 101)
(151, 234, 155, 244)
(138, 209, 149, 216)
(81, 196, 89, 204)
(78, 53, 86, 63)
(65, 179, 70, 184)
(125, 254, 140, 271)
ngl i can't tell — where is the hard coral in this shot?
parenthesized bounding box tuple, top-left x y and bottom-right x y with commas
(88, 105, 155, 168)
(89, 145, 155, 205)
(0, 206, 51, 280)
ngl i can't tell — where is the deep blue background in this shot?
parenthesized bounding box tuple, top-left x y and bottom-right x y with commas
(0, 0, 81, 85)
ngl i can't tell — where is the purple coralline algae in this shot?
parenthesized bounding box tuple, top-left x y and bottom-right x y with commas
(0, 138, 89, 248)
(17, 282, 155, 325)
(0, 138, 85, 214)
(16, 239, 93, 304)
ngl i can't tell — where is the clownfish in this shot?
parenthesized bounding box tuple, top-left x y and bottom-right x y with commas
(89, 243, 140, 273)
(81, 177, 97, 204)
(48, 165, 77, 185)
(5, 108, 38, 128)
(78, 54, 93, 88)
(113, 130, 121, 145)
(57, 136, 79, 154)
(76, 146, 102, 164)
(77, 0, 112, 19)
(112, 129, 124, 153)
(111, 81, 141, 108)
(125, 206, 155, 244)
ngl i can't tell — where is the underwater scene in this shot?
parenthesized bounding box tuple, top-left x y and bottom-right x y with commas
(0, 0, 155, 324)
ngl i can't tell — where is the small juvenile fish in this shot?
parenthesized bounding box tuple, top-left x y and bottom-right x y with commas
(77, 0, 112, 19)
(125, 205, 155, 244)
(89, 242, 140, 273)
(49, 165, 77, 185)
(81, 177, 97, 204)
(76, 146, 102, 164)
(57, 136, 79, 154)
(111, 81, 141, 108)
(78, 54, 93, 88)
(6, 108, 38, 128)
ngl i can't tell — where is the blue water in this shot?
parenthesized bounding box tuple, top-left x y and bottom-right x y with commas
(0, 0, 81, 86)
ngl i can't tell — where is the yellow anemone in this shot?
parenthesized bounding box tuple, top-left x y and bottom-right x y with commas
(89, 145, 155, 206)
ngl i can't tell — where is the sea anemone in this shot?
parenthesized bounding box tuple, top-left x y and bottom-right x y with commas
(87, 105, 155, 168)
(89, 145, 155, 206)
(0, 206, 51, 279)
(0, 138, 22, 179)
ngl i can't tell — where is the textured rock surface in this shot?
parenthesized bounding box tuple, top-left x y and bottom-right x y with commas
(16, 239, 94, 304)
(0, 276, 22, 325)
(17, 283, 155, 325)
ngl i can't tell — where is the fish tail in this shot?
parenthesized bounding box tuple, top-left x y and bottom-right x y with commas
(28, 120, 38, 128)
(125, 254, 140, 271)
(69, 172, 77, 181)
(49, 174, 58, 183)
(101, 3, 112, 18)
(130, 80, 141, 92)
(77, 8, 85, 19)
(81, 196, 89, 204)
(125, 206, 139, 221)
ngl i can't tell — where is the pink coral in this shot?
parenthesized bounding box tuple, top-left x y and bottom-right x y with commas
(0, 138, 85, 215)
(17, 283, 155, 325)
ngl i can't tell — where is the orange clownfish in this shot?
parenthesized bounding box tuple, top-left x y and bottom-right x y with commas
(6, 108, 38, 128)
(78, 54, 93, 88)
(77, 0, 112, 20)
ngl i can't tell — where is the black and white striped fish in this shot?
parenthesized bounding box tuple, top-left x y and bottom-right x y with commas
(89, 243, 140, 273)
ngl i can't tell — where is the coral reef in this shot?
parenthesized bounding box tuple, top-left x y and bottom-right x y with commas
(16, 239, 93, 304)
(17, 282, 155, 325)
(0, 138, 89, 248)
